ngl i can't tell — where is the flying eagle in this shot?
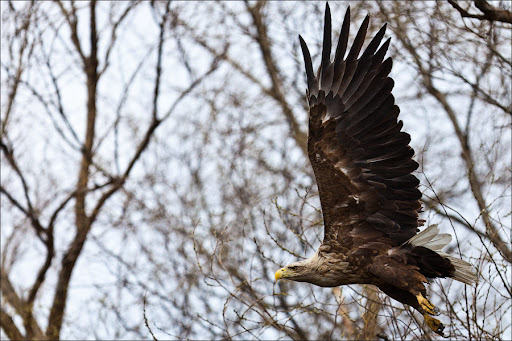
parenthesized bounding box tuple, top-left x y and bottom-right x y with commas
(274, 4, 476, 336)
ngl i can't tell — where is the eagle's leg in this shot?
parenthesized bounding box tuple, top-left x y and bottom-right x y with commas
(416, 292, 445, 337)
(416, 293, 445, 337)
(377, 285, 446, 337)
(416, 292, 440, 316)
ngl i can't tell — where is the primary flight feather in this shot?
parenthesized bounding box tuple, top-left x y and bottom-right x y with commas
(274, 4, 476, 337)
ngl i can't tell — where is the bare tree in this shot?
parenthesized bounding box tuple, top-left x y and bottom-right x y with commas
(1, 1, 217, 339)
(1, 1, 510, 340)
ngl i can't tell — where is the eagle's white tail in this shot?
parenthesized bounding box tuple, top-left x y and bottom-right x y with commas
(407, 225, 477, 285)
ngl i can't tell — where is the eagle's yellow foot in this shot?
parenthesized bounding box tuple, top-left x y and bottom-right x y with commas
(423, 313, 446, 337)
(416, 293, 439, 316)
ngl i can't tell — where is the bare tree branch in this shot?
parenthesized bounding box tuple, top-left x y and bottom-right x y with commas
(0, 141, 46, 239)
(1, 2, 35, 138)
(448, 0, 512, 24)
(0, 308, 23, 341)
(245, 1, 308, 155)
(1, 269, 44, 339)
(47, 1, 100, 337)
(99, 1, 141, 77)
(54, 0, 87, 64)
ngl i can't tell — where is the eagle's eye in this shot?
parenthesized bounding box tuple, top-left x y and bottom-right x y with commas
(288, 265, 299, 271)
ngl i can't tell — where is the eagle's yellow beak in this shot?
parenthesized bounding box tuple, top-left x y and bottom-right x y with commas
(275, 268, 287, 281)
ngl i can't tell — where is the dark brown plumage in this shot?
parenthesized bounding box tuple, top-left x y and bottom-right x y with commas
(275, 4, 476, 337)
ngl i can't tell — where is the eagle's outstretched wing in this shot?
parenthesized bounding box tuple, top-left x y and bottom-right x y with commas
(300, 5, 422, 251)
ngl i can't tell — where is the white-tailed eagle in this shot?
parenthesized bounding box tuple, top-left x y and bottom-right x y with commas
(274, 4, 476, 337)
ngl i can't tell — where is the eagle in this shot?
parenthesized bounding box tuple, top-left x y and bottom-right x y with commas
(274, 4, 476, 337)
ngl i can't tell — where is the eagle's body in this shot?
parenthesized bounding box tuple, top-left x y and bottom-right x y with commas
(275, 4, 475, 337)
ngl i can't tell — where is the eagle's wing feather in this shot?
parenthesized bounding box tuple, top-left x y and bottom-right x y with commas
(301, 5, 422, 250)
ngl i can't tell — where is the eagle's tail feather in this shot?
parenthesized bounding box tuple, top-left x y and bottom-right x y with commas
(437, 252, 477, 284)
(407, 224, 477, 285)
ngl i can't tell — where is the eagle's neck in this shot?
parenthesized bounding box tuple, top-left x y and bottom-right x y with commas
(300, 252, 356, 287)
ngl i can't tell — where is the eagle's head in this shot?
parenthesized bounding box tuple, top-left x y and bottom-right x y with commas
(274, 253, 350, 287)
(274, 259, 314, 283)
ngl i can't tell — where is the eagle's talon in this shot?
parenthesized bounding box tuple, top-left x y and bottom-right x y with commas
(423, 313, 446, 337)
(417, 293, 439, 316)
